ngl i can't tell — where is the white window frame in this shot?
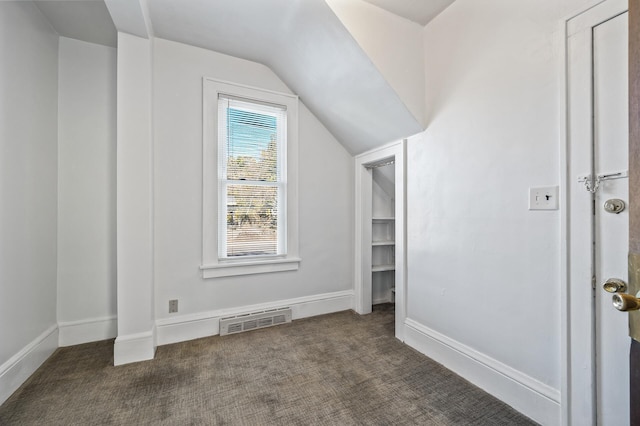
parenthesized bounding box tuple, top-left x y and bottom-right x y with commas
(217, 97, 286, 259)
(201, 78, 300, 278)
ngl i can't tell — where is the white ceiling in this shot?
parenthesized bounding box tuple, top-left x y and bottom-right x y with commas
(32, 0, 432, 154)
(146, 0, 422, 154)
(361, 0, 455, 26)
(34, 1, 117, 47)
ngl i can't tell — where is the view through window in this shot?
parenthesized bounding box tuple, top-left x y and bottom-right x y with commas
(218, 96, 286, 258)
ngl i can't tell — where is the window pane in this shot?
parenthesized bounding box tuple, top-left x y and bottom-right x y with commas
(226, 108, 278, 182)
(226, 184, 278, 257)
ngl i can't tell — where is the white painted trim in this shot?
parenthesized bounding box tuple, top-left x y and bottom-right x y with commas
(396, 138, 408, 342)
(202, 77, 299, 279)
(558, 15, 571, 426)
(567, 0, 627, 36)
(156, 290, 354, 345)
(113, 327, 156, 366)
(404, 319, 560, 426)
(203, 77, 299, 101)
(0, 325, 58, 405)
(200, 257, 301, 278)
(58, 316, 117, 347)
(354, 154, 373, 315)
(354, 139, 407, 342)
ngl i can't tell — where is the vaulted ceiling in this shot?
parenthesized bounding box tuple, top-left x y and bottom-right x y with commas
(361, 0, 455, 26)
(33, 0, 454, 154)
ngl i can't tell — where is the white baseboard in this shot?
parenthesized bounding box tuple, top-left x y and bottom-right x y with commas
(0, 325, 58, 405)
(113, 328, 156, 366)
(156, 290, 354, 346)
(404, 318, 560, 426)
(58, 316, 117, 347)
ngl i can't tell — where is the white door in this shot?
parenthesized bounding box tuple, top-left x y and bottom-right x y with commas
(567, 2, 630, 424)
(593, 12, 630, 426)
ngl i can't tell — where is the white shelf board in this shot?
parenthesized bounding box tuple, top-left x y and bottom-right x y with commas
(372, 264, 395, 272)
(372, 240, 395, 246)
(372, 217, 395, 222)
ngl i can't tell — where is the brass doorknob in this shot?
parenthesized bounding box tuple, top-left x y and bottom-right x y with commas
(612, 293, 640, 311)
(603, 278, 627, 293)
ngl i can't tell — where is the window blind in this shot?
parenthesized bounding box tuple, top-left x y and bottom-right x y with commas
(218, 95, 287, 258)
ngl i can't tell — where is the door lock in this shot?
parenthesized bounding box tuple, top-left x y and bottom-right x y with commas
(603, 278, 640, 312)
(602, 278, 627, 293)
(603, 198, 626, 214)
(612, 292, 640, 312)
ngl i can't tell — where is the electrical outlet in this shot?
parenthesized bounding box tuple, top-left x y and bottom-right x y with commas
(169, 299, 178, 313)
(529, 186, 559, 210)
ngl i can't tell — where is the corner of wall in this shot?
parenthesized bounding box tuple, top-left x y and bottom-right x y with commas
(113, 326, 156, 366)
(58, 316, 117, 347)
(0, 326, 58, 405)
(404, 319, 561, 426)
(156, 290, 354, 346)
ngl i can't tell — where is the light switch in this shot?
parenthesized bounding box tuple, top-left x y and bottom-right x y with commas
(529, 186, 559, 210)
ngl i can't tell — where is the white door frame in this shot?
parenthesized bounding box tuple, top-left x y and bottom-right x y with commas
(354, 139, 406, 341)
(563, 1, 628, 424)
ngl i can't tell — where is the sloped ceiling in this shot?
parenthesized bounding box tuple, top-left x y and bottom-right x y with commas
(34, 0, 117, 47)
(361, 0, 455, 26)
(145, 0, 423, 155)
(38, 0, 427, 155)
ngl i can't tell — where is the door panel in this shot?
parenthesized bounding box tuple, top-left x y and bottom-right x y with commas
(593, 12, 630, 426)
(629, 0, 640, 424)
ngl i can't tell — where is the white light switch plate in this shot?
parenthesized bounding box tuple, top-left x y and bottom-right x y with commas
(529, 186, 559, 210)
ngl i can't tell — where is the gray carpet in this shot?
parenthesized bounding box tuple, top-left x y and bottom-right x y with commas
(0, 305, 537, 425)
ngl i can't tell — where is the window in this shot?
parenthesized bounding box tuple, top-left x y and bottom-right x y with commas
(218, 96, 285, 258)
(202, 79, 300, 278)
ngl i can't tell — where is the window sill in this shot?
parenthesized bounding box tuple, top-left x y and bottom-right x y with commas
(200, 257, 301, 279)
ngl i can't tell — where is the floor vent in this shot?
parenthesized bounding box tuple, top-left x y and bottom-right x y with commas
(219, 307, 292, 336)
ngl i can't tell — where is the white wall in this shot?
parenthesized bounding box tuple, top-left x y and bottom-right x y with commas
(57, 37, 117, 345)
(326, 0, 425, 128)
(152, 39, 353, 321)
(406, 0, 600, 423)
(0, 1, 59, 401)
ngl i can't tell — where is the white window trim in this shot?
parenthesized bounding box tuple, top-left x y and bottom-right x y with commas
(201, 78, 300, 278)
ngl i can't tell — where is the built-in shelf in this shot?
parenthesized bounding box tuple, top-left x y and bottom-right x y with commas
(372, 240, 395, 246)
(372, 264, 395, 272)
(371, 166, 396, 304)
(372, 217, 395, 274)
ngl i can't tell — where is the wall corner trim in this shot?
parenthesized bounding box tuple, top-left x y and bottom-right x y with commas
(156, 289, 354, 346)
(0, 325, 58, 405)
(58, 316, 118, 347)
(404, 318, 560, 426)
(113, 328, 156, 366)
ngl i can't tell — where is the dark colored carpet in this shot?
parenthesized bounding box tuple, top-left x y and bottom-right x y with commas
(0, 305, 537, 425)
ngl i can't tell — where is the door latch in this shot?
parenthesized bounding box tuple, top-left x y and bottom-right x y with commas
(603, 278, 627, 293)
